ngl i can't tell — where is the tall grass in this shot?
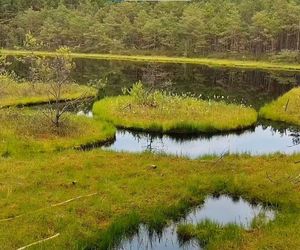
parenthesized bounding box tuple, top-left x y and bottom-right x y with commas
(93, 82, 258, 134)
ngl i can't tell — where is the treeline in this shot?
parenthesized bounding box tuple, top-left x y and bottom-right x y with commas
(1, 0, 300, 59)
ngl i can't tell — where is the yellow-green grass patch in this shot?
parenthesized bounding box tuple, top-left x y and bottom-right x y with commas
(0, 151, 299, 249)
(260, 87, 300, 126)
(0, 75, 97, 108)
(0, 108, 116, 156)
(93, 95, 258, 134)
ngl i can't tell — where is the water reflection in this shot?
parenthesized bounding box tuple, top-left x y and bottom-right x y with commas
(103, 124, 300, 158)
(117, 195, 275, 250)
(7, 57, 300, 109)
(73, 60, 300, 109)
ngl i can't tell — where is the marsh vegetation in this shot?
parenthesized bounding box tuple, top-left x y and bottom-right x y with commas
(0, 53, 299, 249)
(93, 82, 258, 134)
(0, 74, 96, 108)
(1, 1, 300, 249)
(260, 87, 300, 126)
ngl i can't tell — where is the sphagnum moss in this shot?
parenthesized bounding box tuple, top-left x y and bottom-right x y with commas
(260, 87, 300, 126)
(0, 108, 116, 156)
(0, 151, 300, 249)
(93, 84, 258, 134)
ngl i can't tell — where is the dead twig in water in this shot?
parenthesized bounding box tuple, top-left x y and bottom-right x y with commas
(17, 233, 60, 250)
(0, 192, 98, 222)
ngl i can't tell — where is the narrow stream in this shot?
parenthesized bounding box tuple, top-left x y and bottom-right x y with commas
(117, 195, 275, 250)
(102, 124, 300, 158)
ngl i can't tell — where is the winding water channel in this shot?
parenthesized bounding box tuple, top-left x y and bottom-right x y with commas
(101, 124, 300, 158)
(9, 57, 300, 157)
(7, 57, 298, 248)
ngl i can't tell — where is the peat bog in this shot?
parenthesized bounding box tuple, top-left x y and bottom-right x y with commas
(1, 57, 300, 249)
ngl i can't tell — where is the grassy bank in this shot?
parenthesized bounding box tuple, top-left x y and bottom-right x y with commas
(0, 150, 300, 249)
(260, 87, 300, 126)
(0, 109, 116, 156)
(93, 83, 257, 134)
(2, 49, 300, 71)
(177, 220, 244, 249)
(0, 75, 97, 108)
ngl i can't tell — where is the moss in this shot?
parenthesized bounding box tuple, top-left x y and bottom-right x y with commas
(0, 151, 300, 249)
(3, 49, 300, 71)
(0, 108, 116, 156)
(0, 75, 97, 108)
(259, 87, 300, 126)
(93, 94, 257, 134)
(85, 212, 141, 250)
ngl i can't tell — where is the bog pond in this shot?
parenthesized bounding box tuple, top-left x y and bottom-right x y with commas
(5, 57, 297, 249)
(9, 57, 300, 157)
(116, 195, 275, 250)
(101, 125, 299, 158)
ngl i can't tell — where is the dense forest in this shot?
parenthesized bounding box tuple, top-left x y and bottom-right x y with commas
(2, 0, 300, 60)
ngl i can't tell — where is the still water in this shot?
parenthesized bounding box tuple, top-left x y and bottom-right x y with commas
(9, 57, 300, 156)
(8, 57, 300, 109)
(102, 124, 300, 158)
(117, 195, 275, 250)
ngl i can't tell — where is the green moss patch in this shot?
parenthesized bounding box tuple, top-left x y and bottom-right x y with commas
(93, 84, 257, 134)
(0, 75, 97, 108)
(0, 109, 116, 155)
(260, 88, 300, 126)
(0, 151, 300, 249)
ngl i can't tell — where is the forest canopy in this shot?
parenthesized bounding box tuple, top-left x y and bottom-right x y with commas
(1, 0, 300, 60)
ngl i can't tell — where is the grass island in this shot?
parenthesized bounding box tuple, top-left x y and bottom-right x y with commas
(93, 83, 258, 134)
(0, 109, 116, 156)
(0, 75, 97, 108)
(260, 87, 300, 126)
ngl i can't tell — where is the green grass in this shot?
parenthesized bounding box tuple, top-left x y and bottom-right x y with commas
(259, 87, 300, 126)
(92, 84, 258, 134)
(2, 49, 300, 71)
(177, 220, 244, 249)
(0, 73, 299, 249)
(0, 150, 300, 249)
(0, 108, 116, 156)
(0, 75, 97, 108)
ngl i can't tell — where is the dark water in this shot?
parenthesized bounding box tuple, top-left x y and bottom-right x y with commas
(8, 57, 300, 156)
(102, 124, 300, 158)
(8, 57, 300, 109)
(117, 195, 275, 250)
